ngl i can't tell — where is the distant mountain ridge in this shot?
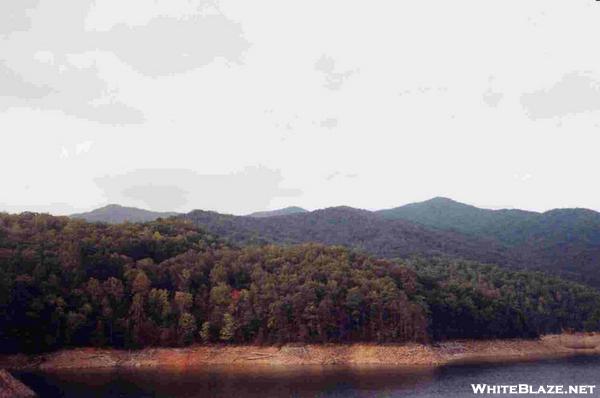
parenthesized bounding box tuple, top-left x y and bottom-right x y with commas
(377, 197, 600, 286)
(182, 205, 511, 266)
(70, 204, 178, 224)
(247, 206, 308, 218)
(378, 196, 600, 248)
(70, 199, 600, 288)
(377, 197, 540, 240)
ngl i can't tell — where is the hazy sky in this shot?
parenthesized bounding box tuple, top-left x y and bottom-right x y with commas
(2, 0, 600, 215)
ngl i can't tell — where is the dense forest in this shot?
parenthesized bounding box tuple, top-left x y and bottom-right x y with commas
(175, 202, 600, 288)
(2, 213, 600, 354)
(74, 200, 600, 289)
(182, 207, 514, 268)
(408, 258, 600, 340)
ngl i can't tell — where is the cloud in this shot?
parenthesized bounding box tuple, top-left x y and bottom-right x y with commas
(75, 141, 94, 155)
(325, 171, 358, 181)
(0, 0, 40, 37)
(0, 56, 146, 124)
(121, 185, 190, 210)
(325, 171, 341, 181)
(520, 72, 600, 120)
(0, 61, 54, 99)
(483, 90, 503, 108)
(514, 173, 533, 182)
(94, 166, 301, 213)
(0, 0, 249, 124)
(58, 141, 95, 159)
(103, 14, 250, 77)
(398, 86, 448, 97)
(319, 118, 338, 129)
(482, 76, 503, 108)
(314, 54, 355, 91)
(0, 0, 144, 124)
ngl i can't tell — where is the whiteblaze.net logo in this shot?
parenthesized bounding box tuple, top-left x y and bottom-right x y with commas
(471, 384, 597, 395)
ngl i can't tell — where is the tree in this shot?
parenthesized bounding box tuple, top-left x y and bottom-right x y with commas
(200, 321, 212, 344)
(178, 313, 197, 346)
(220, 313, 236, 342)
(174, 291, 193, 315)
(132, 271, 151, 295)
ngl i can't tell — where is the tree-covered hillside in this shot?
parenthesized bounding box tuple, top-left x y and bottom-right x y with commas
(379, 198, 600, 287)
(181, 206, 600, 288)
(69, 199, 600, 288)
(408, 257, 600, 340)
(378, 197, 539, 239)
(2, 213, 599, 354)
(182, 207, 514, 268)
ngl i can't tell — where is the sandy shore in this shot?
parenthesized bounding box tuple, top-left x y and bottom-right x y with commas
(1, 334, 599, 371)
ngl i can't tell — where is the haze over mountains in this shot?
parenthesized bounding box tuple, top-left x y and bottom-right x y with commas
(68, 198, 600, 288)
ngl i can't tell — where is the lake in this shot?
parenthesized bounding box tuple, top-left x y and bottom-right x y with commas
(15, 355, 600, 397)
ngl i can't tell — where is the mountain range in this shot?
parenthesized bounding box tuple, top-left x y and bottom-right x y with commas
(69, 198, 600, 288)
(379, 197, 600, 283)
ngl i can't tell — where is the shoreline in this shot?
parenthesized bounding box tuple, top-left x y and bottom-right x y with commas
(2, 334, 599, 372)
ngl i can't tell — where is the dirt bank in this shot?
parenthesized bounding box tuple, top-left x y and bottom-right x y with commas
(0, 369, 37, 397)
(1, 334, 599, 371)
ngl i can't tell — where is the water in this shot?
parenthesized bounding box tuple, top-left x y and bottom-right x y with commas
(15, 356, 600, 397)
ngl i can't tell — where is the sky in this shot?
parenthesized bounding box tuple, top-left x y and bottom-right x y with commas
(1, 0, 600, 215)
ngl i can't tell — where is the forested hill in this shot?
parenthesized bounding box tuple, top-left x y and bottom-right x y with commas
(377, 197, 540, 238)
(180, 205, 600, 288)
(1, 213, 600, 354)
(378, 198, 600, 286)
(378, 197, 600, 246)
(182, 207, 513, 266)
(71, 204, 178, 224)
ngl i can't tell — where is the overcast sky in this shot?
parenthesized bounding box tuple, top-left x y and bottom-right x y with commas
(1, 0, 600, 215)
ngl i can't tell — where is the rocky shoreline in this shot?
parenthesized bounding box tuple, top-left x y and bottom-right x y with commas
(1, 334, 599, 372)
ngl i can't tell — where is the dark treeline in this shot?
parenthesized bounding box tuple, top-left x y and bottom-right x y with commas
(408, 258, 600, 340)
(1, 213, 600, 354)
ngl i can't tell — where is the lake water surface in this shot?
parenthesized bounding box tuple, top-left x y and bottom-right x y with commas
(15, 355, 600, 397)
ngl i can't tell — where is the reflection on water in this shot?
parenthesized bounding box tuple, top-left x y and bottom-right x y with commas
(15, 355, 600, 398)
